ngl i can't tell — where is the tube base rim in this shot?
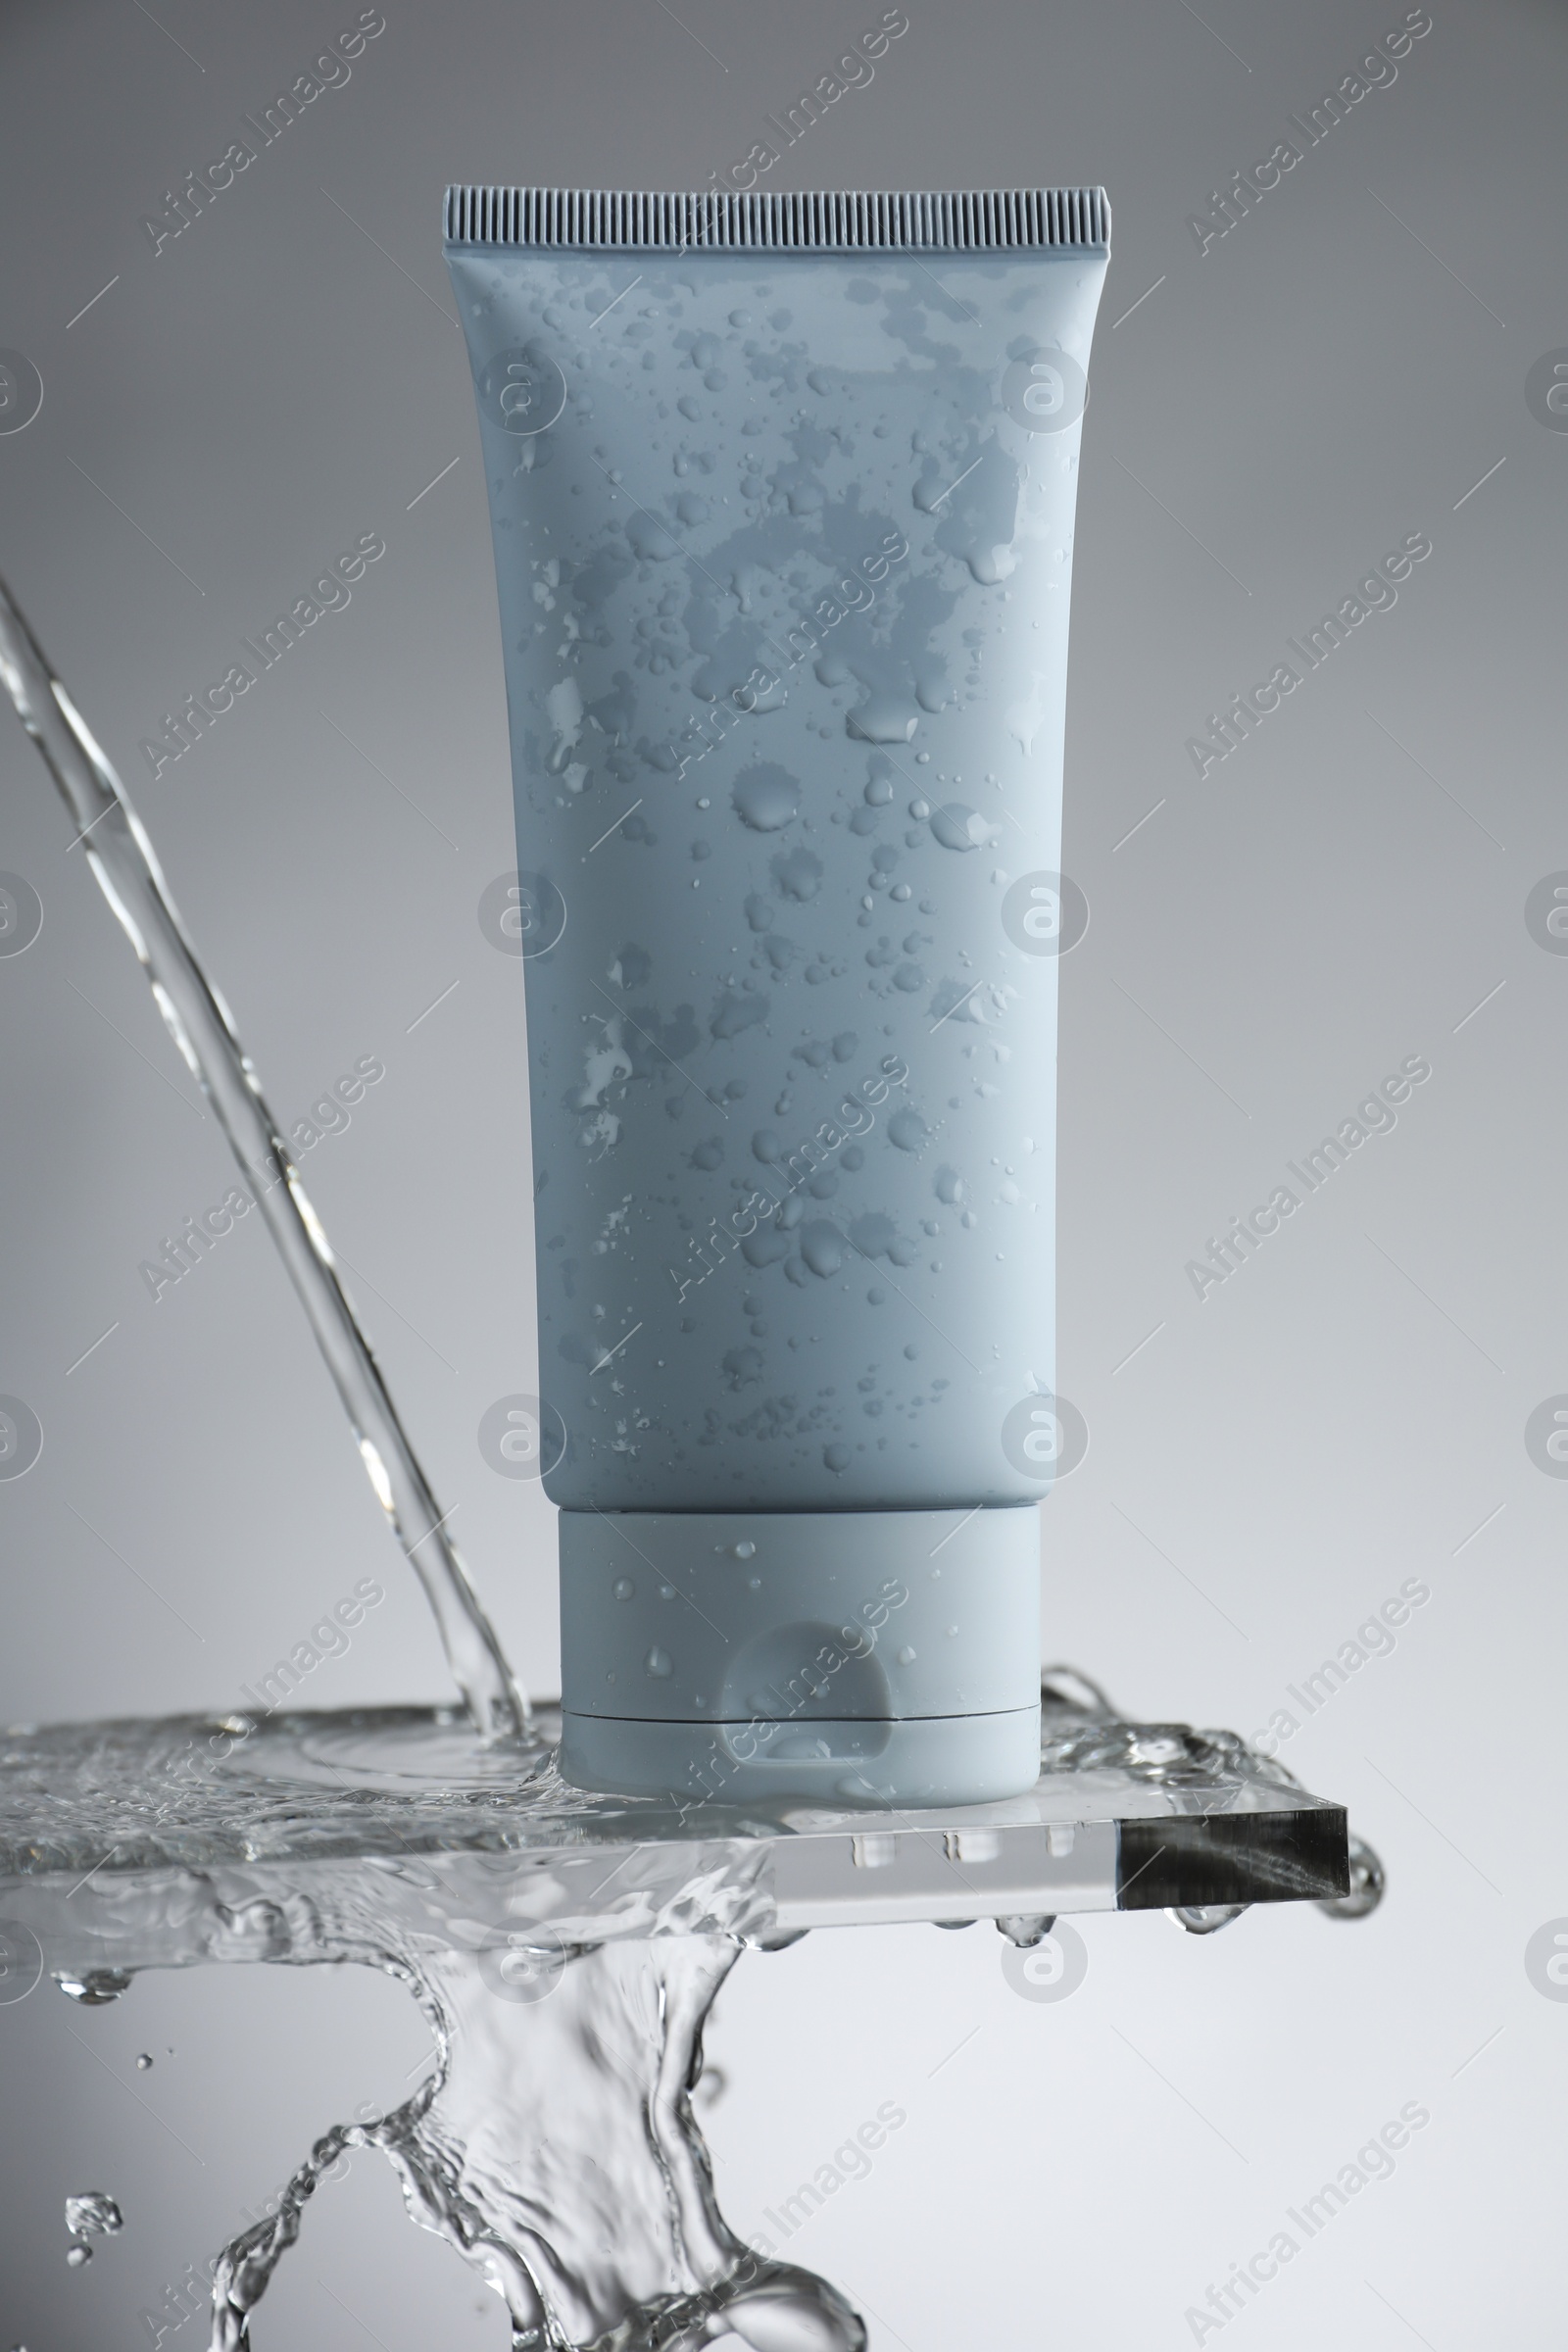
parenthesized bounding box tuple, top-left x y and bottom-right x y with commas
(559, 1703, 1043, 1808)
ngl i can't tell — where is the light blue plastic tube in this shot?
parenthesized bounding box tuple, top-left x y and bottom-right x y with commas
(446, 188, 1109, 1807)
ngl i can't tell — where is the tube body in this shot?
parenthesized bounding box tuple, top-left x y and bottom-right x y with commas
(447, 189, 1108, 1805)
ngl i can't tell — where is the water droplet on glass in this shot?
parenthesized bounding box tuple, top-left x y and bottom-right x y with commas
(65, 2192, 122, 2238)
(732, 1541, 757, 1559)
(1168, 1903, 1248, 1936)
(644, 1647, 673, 1679)
(57, 1969, 131, 2005)
(930, 804, 991, 853)
(135, 2052, 153, 2069)
(997, 1913, 1055, 1948)
(823, 1443, 852, 1473)
(801, 1223, 844, 1279)
(65, 2241, 90, 2269)
(612, 1578, 635, 1601)
(896, 1646, 917, 1666)
(847, 696, 917, 744)
(732, 764, 799, 831)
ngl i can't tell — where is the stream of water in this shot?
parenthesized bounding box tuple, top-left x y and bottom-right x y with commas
(0, 574, 526, 1746)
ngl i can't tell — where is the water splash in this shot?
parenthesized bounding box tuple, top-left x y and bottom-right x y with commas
(64, 2189, 122, 2267)
(0, 1689, 1375, 2347)
(0, 575, 526, 1746)
(64, 2192, 122, 2238)
(203, 1935, 864, 2352)
(0, 1706, 866, 2351)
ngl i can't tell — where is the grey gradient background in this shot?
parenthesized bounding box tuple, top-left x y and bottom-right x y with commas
(2, 0, 1565, 2342)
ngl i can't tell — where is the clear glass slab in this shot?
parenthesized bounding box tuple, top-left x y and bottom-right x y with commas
(0, 1679, 1361, 1988)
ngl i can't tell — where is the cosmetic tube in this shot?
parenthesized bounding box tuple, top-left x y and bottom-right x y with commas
(446, 186, 1109, 1805)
